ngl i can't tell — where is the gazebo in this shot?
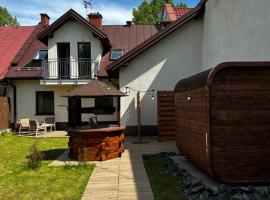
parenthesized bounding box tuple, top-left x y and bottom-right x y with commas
(63, 79, 126, 128)
(62, 79, 127, 161)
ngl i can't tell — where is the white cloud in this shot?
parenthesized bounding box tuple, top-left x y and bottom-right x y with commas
(3, 0, 133, 25)
(93, 4, 133, 25)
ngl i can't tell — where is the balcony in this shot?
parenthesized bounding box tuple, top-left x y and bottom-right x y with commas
(41, 59, 98, 85)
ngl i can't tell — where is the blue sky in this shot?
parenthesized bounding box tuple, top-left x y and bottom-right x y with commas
(0, 0, 199, 25)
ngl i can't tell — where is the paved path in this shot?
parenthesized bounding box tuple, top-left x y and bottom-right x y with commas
(82, 137, 177, 200)
(50, 136, 177, 200)
(81, 137, 177, 200)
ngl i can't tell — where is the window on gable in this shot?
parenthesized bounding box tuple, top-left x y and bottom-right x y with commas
(36, 91, 54, 115)
(35, 50, 48, 60)
(110, 49, 124, 60)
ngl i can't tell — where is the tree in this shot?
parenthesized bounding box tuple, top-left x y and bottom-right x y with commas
(0, 7, 19, 26)
(176, 3, 188, 8)
(132, 0, 173, 25)
(132, 0, 189, 25)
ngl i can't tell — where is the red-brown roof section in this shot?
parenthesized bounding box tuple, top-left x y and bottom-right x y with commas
(164, 3, 192, 21)
(175, 7, 192, 19)
(5, 24, 47, 79)
(0, 26, 35, 80)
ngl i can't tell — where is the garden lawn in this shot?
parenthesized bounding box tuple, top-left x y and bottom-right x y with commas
(143, 155, 188, 200)
(0, 133, 94, 200)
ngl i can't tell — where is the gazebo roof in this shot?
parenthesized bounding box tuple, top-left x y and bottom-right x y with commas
(63, 79, 126, 97)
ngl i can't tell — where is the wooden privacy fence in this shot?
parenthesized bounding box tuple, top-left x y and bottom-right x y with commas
(174, 62, 270, 184)
(157, 91, 176, 140)
(0, 97, 10, 131)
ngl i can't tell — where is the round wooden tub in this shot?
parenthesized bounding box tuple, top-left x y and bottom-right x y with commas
(67, 126, 125, 161)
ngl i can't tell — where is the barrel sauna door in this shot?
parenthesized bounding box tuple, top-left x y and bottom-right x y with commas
(0, 97, 10, 130)
(157, 91, 176, 140)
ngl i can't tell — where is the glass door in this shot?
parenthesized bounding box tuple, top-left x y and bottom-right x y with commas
(78, 42, 91, 78)
(57, 43, 70, 79)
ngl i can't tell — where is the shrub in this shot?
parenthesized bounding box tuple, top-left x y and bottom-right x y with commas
(27, 142, 44, 170)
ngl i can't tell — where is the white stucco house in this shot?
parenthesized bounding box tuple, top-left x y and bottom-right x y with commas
(1, 0, 270, 134)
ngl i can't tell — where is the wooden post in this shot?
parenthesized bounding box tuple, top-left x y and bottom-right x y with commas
(68, 97, 76, 128)
(75, 97, 82, 127)
(117, 97, 121, 126)
(133, 91, 148, 144)
(137, 92, 142, 141)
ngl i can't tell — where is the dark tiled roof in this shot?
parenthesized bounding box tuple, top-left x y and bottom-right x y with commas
(107, 0, 207, 72)
(0, 26, 35, 80)
(103, 25, 159, 52)
(99, 24, 159, 77)
(63, 79, 126, 97)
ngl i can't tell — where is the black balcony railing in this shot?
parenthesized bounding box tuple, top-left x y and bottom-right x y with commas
(42, 59, 98, 80)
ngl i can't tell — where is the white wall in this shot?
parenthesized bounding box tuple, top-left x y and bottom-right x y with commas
(119, 19, 203, 126)
(48, 20, 102, 78)
(10, 80, 71, 123)
(7, 80, 118, 124)
(81, 97, 117, 122)
(202, 0, 270, 69)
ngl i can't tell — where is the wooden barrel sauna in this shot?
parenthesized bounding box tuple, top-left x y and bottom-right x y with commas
(68, 126, 125, 161)
(174, 62, 270, 184)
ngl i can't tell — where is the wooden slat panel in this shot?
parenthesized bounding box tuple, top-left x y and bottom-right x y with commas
(175, 87, 209, 173)
(157, 91, 176, 140)
(210, 68, 270, 184)
(0, 97, 10, 130)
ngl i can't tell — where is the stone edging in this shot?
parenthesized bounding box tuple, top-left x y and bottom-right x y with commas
(143, 152, 270, 200)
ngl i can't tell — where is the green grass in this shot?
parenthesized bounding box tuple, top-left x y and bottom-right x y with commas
(0, 133, 94, 200)
(143, 155, 188, 200)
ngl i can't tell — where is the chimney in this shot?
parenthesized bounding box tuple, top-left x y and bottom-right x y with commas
(40, 13, 50, 26)
(88, 12, 103, 29)
(126, 21, 132, 27)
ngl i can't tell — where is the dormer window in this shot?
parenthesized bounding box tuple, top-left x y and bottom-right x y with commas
(110, 49, 124, 60)
(35, 50, 48, 60)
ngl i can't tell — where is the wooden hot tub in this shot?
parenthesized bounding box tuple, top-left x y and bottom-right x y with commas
(67, 125, 125, 161)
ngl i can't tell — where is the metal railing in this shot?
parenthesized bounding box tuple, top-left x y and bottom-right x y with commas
(42, 59, 98, 80)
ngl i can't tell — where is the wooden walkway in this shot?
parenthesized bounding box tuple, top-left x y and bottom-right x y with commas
(81, 137, 177, 200)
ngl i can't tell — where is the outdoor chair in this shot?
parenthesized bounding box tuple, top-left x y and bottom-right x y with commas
(18, 118, 30, 135)
(88, 114, 98, 128)
(29, 120, 46, 137)
(44, 117, 56, 131)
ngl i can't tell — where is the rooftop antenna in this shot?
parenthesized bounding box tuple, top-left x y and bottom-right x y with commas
(83, 0, 92, 18)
